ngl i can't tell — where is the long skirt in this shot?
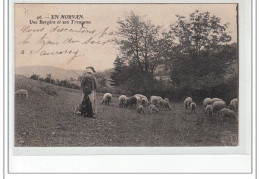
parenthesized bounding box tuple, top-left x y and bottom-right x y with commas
(81, 90, 97, 115)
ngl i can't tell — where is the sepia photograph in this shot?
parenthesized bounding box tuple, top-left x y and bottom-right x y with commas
(14, 3, 239, 147)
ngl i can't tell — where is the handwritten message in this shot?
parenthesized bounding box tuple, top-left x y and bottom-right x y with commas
(17, 13, 115, 64)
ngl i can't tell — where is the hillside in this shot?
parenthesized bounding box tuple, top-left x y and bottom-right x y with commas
(15, 65, 85, 80)
(15, 75, 238, 147)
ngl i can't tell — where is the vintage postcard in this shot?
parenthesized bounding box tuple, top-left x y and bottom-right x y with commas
(7, 0, 254, 174)
(13, 3, 243, 149)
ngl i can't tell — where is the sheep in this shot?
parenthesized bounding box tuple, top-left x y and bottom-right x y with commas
(150, 96, 159, 106)
(148, 104, 159, 113)
(184, 97, 192, 109)
(15, 89, 28, 99)
(157, 96, 163, 101)
(134, 95, 142, 105)
(134, 94, 148, 105)
(203, 98, 212, 107)
(212, 100, 227, 113)
(125, 96, 137, 108)
(205, 104, 213, 116)
(137, 105, 145, 114)
(134, 94, 146, 99)
(219, 108, 238, 121)
(141, 97, 149, 107)
(161, 99, 172, 111)
(211, 98, 223, 103)
(229, 98, 238, 110)
(150, 96, 163, 107)
(164, 98, 169, 102)
(190, 102, 196, 114)
(101, 93, 112, 106)
(118, 95, 127, 108)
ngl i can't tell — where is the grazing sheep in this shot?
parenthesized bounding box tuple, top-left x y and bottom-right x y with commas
(134, 94, 148, 105)
(161, 99, 172, 111)
(15, 89, 28, 99)
(229, 98, 238, 110)
(184, 97, 192, 109)
(134, 94, 146, 99)
(148, 104, 159, 113)
(212, 100, 227, 113)
(125, 96, 137, 108)
(137, 105, 145, 114)
(203, 98, 212, 107)
(101, 93, 112, 106)
(150, 96, 163, 107)
(205, 105, 213, 116)
(157, 96, 163, 101)
(118, 95, 127, 107)
(190, 102, 196, 114)
(219, 108, 238, 121)
(141, 97, 149, 107)
(164, 98, 169, 102)
(211, 98, 223, 103)
(150, 96, 159, 106)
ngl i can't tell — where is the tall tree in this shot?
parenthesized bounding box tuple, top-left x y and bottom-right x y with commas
(115, 12, 163, 74)
(110, 56, 127, 86)
(166, 10, 234, 86)
(170, 10, 231, 60)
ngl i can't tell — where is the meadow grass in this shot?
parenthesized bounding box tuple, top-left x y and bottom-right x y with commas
(15, 75, 238, 146)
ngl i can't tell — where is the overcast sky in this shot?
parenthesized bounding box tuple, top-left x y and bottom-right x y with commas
(15, 3, 237, 72)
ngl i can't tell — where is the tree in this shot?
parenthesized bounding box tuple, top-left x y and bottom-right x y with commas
(170, 10, 231, 61)
(115, 12, 164, 75)
(30, 73, 40, 80)
(110, 56, 127, 86)
(45, 73, 55, 84)
(166, 10, 234, 87)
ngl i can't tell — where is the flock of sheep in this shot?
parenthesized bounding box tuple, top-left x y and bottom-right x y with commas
(102, 93, 172, 114)
(15, 88, 238, 121)
(102, 92, 238, 121)
(203, 97, 238, 121)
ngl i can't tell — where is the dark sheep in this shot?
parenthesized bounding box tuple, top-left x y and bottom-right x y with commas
(125, 96, 137, 108)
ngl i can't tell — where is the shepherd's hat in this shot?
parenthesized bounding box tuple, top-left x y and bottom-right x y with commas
(86, 66, 96, 74)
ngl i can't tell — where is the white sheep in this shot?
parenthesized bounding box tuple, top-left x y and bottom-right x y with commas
(205, 105, 213, 116)
(184, 97, 193, 109)
(148, 104, 159, 113)
(141, 97, 149, 107)
(101, 93, 112, 106)
(219, 108, 238, 121)
(150, 96, 163, 107)
(137, 105, 145, 114)
(134, 94, 146, 99)
(118, 95, 127, 107)
(211, 98, 223, 103)
(15, 89, 28, 99)
(229, 98, 238, 110)
(150, 96, 159, 106)
(134, 95, 142, 105)
(161, 99, 172, 111)
(134, 94, 149, 106)
(203, 98, 212, 106)
(190, 102, 196, 114)
(212, 100, 227, 113)
(164, 98, 169, 102)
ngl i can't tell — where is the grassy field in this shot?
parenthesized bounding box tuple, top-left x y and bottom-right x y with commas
(15, 75, 238, 146)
